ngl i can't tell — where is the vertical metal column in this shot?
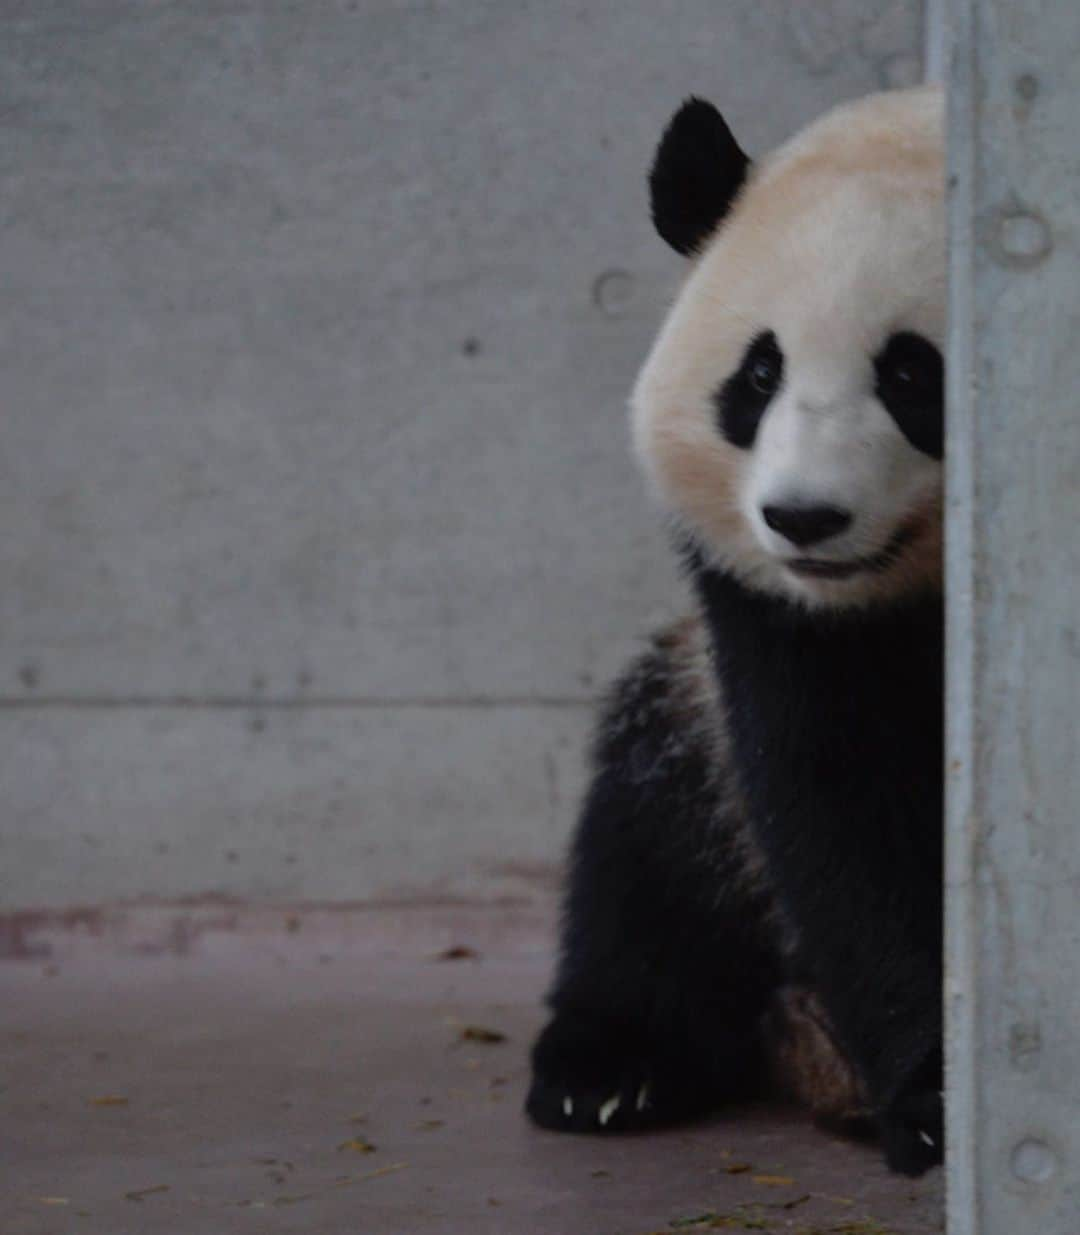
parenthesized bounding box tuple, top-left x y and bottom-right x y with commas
(946, 3, 1080, 1233)
(924, 0, 949, 82)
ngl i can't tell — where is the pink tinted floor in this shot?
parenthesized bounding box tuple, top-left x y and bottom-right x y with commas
(0, 906, 943, 1235)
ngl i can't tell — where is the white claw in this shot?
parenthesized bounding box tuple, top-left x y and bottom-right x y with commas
(562, 1095, 574, 1118)
(635, 1083, 651, 1112)
(598, 1095, 621, 1127)
(919, 1130, 936, 1148)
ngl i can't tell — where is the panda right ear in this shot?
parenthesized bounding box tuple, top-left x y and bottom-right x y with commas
(649, 98, 751, 257)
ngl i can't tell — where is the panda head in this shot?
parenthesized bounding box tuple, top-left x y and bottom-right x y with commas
(632, 87, 945, 610)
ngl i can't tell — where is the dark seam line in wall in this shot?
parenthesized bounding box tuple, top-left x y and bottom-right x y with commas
(0, 695, 597, 710)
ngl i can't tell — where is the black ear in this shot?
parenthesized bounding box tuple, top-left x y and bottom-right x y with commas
(649, 98, 751, 256)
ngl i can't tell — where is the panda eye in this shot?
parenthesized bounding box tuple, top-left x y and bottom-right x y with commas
(748, 355, 781, 394)
(713, 330, 784, 449)
(873, 331, 944, 459)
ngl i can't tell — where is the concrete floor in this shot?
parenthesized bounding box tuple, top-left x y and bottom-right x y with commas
(1, 905, 944, 1235)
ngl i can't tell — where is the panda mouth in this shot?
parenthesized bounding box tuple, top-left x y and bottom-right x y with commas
(784, 521, 918, 581)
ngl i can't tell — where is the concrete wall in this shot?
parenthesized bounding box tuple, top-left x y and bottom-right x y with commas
(0, 1, 925, 910)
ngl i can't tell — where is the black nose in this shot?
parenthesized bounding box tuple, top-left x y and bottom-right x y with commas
(761, 502, 853, 548)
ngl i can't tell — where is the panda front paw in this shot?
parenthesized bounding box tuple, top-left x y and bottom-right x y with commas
(527, 1068, 656, 1134)
(878, 1087, 944, 1176)
(526, 1012, 708, 1134)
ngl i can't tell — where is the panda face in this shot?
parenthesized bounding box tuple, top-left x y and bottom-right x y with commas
(633, 88, 945, 610)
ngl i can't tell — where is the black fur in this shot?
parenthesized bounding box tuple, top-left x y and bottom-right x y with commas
(696, 562, 944, 1176)
(873, 332, 945, 459)
(527, 626, 787, 1133)
(649, 98, 751, 256)
(714, 331, 784, 449)
(527, 566, 944, 1178)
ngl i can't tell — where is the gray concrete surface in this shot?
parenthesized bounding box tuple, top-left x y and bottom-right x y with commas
(1, 2, 925, 908)
(1, 908, 945, 1235)
(5, 704, 588, 907)
(945, 6, 1080, 1229)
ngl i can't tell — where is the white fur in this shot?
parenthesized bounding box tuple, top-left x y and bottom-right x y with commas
(632, 87, 945, 609)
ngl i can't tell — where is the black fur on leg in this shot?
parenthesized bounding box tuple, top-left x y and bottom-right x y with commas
(878, 1050, 945, 1176)
(527, 619, 787, 1135)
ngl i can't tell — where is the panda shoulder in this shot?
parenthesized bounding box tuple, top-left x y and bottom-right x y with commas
(592, 611, 730, 771)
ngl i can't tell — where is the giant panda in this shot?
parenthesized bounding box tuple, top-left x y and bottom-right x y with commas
(526, 86, 946, 1178)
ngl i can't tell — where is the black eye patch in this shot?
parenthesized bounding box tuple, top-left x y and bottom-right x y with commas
(873, 331, 944, 459)
(713, 331, 784, 449)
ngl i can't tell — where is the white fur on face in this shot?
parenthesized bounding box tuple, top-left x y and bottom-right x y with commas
(632, 87, 945, 609)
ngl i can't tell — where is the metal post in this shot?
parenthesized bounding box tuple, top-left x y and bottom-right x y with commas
(946, 3, 1080, 1232)
(924, 0, 949, 82)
